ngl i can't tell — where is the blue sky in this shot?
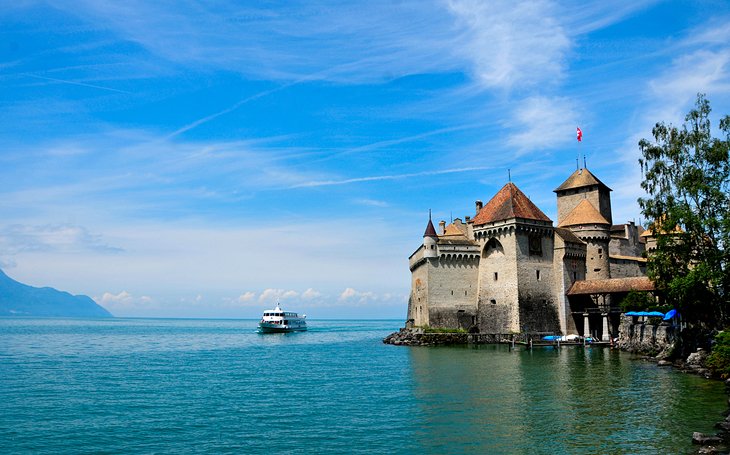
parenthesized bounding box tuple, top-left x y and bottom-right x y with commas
(2, 1, 730, 318)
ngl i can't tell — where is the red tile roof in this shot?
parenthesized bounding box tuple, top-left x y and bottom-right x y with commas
(554, 168, 612, 192)
(567, 276, 654, 295)
(472, 183, 552, 225)
(558, 199, 610, 227)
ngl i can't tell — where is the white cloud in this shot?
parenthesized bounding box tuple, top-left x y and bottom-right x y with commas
(507, 96, 579, 153)
(354, 198, 389, 208)
(258, 288, 299, 304)
(447, 0, 570, 90)
(238, 291, 256, 302)
(301, 288, 322, 300)
(649, 50, 730, 109)
(95, 290, 153, 309)
(339, 287, 377, 304)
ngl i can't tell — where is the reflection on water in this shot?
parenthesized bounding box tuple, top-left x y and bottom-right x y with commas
(408, 345, 726, 454)
(0, 318, 726, 454)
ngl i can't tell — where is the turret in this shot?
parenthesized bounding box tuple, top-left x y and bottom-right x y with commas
(554, 167, 612, 226)
(423, 212, 438, 258)
(558, 199, 611, 280)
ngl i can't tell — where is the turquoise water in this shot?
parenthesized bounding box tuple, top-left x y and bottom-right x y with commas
(0, 318, 726, 454)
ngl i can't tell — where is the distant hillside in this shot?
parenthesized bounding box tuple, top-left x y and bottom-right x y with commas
(0, 269, 112, 317)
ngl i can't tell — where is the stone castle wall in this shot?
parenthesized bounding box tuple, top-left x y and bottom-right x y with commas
(425, 256, 478, 329)
(609, 257, 646, 278)
(477, 229, 519, 333)
(515, 231, 561, 333)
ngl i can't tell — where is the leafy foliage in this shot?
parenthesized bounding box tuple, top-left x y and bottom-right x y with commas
(707, 331, 730, 377)
(638, 94, 730, 328)
(619, 289, 662, 312)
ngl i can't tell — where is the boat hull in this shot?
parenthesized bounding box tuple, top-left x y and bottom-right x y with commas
(258, 323, 307, 333)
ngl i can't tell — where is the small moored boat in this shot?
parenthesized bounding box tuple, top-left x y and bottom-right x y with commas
(258, 304, 307, 333)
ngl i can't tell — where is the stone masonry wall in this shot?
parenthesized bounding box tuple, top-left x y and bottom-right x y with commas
(426, 256, 479, 329)
(515, 232, 560, 333)
(408, 258, 430, 326)
(477, 230, 519, 333)
(617, 315, 677, 357)
(609, 257, 646, 278)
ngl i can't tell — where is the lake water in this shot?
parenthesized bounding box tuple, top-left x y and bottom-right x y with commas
(0, 318, 726, 454)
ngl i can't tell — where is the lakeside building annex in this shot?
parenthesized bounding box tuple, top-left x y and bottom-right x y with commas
(407, 167, 653, 340)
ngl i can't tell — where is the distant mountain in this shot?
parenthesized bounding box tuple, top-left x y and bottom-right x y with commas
(0, 269, 112, 317)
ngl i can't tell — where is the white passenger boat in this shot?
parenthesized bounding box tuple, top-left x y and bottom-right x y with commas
(258, 305, 307, 333)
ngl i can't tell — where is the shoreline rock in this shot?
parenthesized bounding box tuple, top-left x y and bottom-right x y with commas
(383, 328, 469, 346)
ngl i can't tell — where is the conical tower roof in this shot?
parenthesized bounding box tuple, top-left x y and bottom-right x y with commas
(423, 217, 438, 238)
(554, 168, 612, 193)
(472, 182, 551, 225)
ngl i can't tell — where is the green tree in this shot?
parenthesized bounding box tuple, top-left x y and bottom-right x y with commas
(638, 94, 730, 328)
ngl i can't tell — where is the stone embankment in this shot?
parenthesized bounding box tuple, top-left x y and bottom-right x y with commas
(617, 315, 677, 358)
(383, 328, 501, 346)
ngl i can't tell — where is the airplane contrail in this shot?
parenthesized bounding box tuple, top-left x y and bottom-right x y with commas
(24, 73, 132, 94)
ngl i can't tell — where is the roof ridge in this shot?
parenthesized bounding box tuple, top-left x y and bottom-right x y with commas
(554, 167, 612, 193)
(472, 182, 551, 225)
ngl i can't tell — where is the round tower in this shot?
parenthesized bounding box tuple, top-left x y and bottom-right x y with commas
(423, 212, 439, 259)
(579, 228, 611, 280)
(557, 199, 611, 280)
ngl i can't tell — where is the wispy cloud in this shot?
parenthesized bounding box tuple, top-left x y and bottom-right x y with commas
(507, 96, 579, 153)
(238, 291, 256, 303)
(23, 73, 133, 94)
(0, 223, 122, 255)
(447, 0, 570, 90)
(288, 166, 493, 189)
(563, 1, 660, 35)
(649, 50, 730, 108)
(354, 198, 389, 208)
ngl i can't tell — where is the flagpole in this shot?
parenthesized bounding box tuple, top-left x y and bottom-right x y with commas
(576, 127, 583, 170)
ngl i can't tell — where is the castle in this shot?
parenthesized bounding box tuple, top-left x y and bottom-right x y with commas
(407, 167, 653, 340)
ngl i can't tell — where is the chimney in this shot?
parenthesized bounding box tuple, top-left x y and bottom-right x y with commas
(439, 220, 446, 235)
(475, 200, 483, 215)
